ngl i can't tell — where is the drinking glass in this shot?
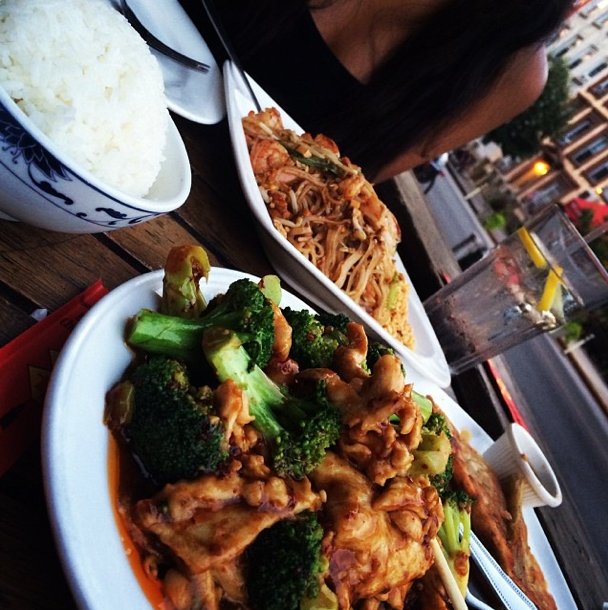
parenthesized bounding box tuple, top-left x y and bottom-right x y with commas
(424, 203, 608, 375)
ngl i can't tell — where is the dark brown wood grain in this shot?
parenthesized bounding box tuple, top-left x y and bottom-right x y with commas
(0, 295, 35, 346)
(0, 224, 138, 308)
(103, 212, 221, 271)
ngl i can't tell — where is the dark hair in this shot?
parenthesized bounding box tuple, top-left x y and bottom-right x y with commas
(345, 0, 575, 177)
(193, 0, 574, 179)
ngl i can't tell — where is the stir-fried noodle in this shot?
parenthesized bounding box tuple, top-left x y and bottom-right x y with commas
(243, 108, 414, 348)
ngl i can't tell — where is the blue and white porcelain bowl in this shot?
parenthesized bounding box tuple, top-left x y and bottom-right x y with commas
(0, 85, 191, 233)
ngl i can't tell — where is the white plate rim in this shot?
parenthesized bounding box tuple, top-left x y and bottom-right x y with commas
(223, 60, 451, 388)
(42, 268, 576, 610)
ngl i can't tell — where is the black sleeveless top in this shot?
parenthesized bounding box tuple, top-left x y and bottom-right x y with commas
(182, 0, 369, 155)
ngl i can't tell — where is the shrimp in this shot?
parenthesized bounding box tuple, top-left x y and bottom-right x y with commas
(338, 174, 367, 200)
(314, 132, 340, 154)
(249, 139, 291, 175)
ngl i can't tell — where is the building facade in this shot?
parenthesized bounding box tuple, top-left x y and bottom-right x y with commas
(495, 0, 608, 216)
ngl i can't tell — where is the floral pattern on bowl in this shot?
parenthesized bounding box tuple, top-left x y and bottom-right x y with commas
(0, 89, 191, 233)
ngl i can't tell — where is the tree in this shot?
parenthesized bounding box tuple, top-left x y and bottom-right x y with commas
(483, 55, 572, 159)
(483, 211, 507, 231)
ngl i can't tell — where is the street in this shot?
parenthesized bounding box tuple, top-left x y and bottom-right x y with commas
(422, 169, 494, 251)
(422, 170, 608, 607)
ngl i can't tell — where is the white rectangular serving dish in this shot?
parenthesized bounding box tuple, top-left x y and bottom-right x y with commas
(223, 60, 451, 388)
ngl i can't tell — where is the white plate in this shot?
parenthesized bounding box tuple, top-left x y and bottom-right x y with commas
(223, 61, 451, 388)
(42, 268, 575, 610)
(42, 268, 313, 610)
(106, 0, 225, 124)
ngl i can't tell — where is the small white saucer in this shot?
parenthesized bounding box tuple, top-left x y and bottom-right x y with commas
(108, 0, 225, 124)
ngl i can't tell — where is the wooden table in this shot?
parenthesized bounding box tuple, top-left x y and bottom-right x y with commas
(0, 114, 596, 609)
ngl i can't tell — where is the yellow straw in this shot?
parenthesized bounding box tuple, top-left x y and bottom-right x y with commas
(517, 227, 547, 268)
(537, 265, 564, 313)
(517, 227, 565, 314)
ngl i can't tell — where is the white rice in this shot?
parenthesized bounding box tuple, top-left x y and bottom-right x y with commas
(0, 0, 169, 198)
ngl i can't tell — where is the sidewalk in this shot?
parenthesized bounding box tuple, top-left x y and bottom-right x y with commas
(445, 161, 508, 244)
(562, 341, 608, 415)
(392, 171, 463, 282)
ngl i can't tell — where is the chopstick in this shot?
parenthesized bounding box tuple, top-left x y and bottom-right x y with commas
(200, 0, 262, 111)
(430, 537, 469, 610)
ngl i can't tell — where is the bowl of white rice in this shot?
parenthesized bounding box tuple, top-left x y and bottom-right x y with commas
(0, 0, 191, 233)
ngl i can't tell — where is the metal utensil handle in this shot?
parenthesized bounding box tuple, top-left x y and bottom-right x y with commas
(200, 0, 262, 111)
(466, 591, 499, 610)
(470, 532, 538, 610)
(121, 0, 210, 73)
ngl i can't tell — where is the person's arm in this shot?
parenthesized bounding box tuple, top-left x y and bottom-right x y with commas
(374, 45, 550, 183)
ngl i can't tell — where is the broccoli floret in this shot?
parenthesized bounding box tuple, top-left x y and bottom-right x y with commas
(409, 411, 452, 479)
(127, 278, 276, 368)
(437, 489, 474, 595)
(284, 309, 403, 377)
(423, 412, 455, 493)
(309, 311, 405, 380)
(313, 311, 351, 335)
(282, 307, 349, 369)
(365, 340, 397, 372)
(246, 511, 327, 610)
(109, 356, 229, 486)
(202, 328, 341, 480)
(416, 412, 473, 595)
(429, 454, 454, 496)
(425, 411, 452, 437)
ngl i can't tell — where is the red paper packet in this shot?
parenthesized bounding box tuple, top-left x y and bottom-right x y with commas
(0, 280, 109, 477)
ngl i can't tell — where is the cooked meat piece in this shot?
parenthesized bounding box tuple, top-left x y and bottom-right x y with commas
(409, 564, 451, 610)
(450, 428, 515, 573)
(134, 469, 262, 525)
(374, 476, 443, 543)
(300, 351, 423, 486)
(214, 378, 255, 449)
(269, 302, 293, 364)
(310, 451, 440, 610)
(503, 476, 558, 610)
(210, 556, 248, 606)
(133, 470, 321, 574)
(148, 503, 284, 574)
(341, 354, 422, 448)
(163, 569, 221, 610)
(161, 559, 249, 610)
(332, 321, 370, 384)
(264, 354, 300, 387)
(450, 427, 557, 610)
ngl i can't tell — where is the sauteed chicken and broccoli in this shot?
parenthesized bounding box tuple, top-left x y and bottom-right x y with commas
(105, 245, 557, 610)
